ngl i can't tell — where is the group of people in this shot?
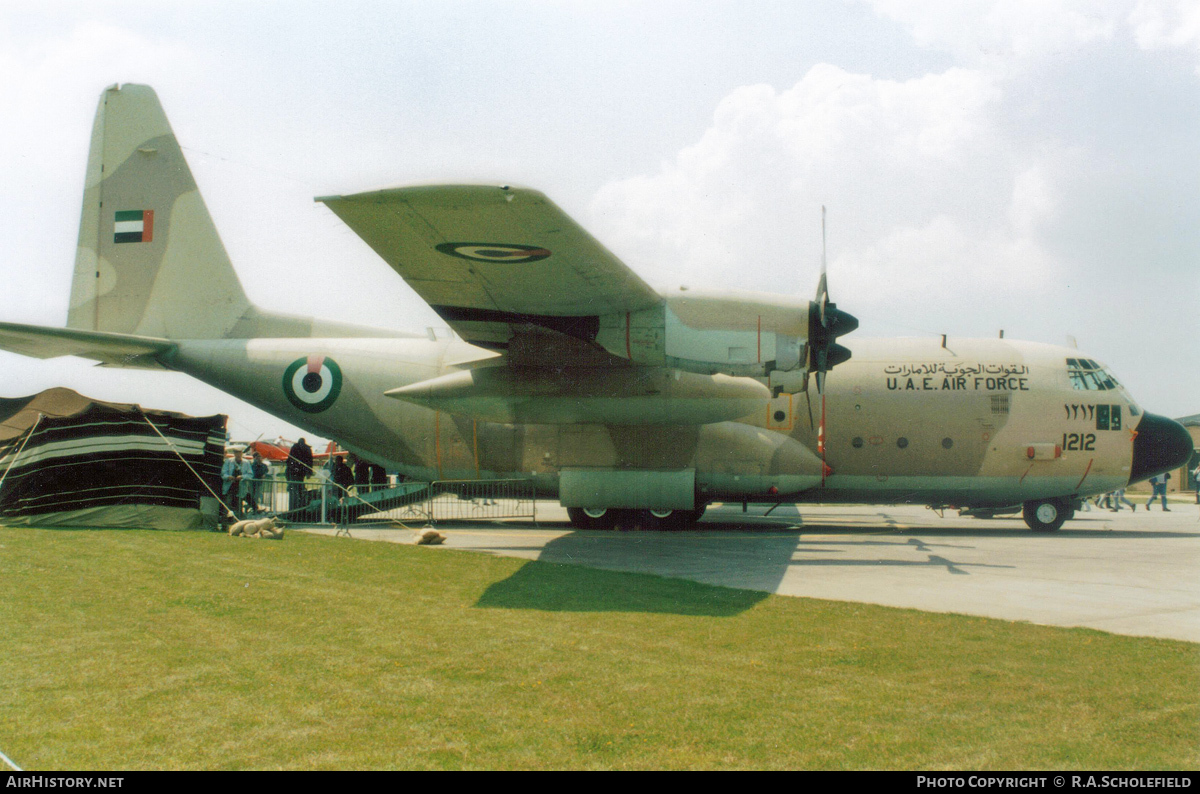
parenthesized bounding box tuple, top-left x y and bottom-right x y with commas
(223, 437, 394, 518)
(1086, 466, 1200, 513)
(1141, 468, 1200, 511)
(219, 447, 270, 518)
(283, 440, 391, 513)
(1091, 489, 1136, 512)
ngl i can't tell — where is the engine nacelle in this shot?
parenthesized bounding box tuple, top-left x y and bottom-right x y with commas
(591, 289, 810, 378)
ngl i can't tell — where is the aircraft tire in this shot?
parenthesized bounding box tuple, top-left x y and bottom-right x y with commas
(1022, 498, 1069, 532)
(637, 509, 689, 530)
(567, 507, 618, 530)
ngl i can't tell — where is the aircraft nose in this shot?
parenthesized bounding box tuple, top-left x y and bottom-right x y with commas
(1128, 412, 1194, 485)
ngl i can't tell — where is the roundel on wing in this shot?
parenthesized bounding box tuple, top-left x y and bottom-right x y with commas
(283, 355, 343, 413)
(435, 242, 551, 263)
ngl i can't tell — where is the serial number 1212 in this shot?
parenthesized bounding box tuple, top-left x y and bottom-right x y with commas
(1062, 432, 1096, 451)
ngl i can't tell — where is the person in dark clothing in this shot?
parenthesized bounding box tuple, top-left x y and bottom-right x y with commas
(332, 456, 354, 493)
(351, 453, 370, 493)
(286, 437, 314, 511)
(1146, 473, 1171, 511)
(247, 451, 269, 513)
(221, 448, 251, 519)
(331, 455, 355, 522)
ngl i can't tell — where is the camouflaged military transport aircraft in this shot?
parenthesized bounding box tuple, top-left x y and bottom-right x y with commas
(0, 84, 1191, 531)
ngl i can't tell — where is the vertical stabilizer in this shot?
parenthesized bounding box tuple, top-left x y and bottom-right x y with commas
(68, 84, 251, 338)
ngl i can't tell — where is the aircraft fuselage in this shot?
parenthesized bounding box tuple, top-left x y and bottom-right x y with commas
(166, 333, 1140, 509)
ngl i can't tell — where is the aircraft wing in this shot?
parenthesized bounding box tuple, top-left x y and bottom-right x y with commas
(317, 185, 662, 347)
(0, 322, 175, 369)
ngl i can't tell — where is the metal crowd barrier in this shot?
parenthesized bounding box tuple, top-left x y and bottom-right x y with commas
(233, 476, 537, 527)
(217, 476, 280, 516)
(424, 479, 537, 526)
(223, 476, 414, 521)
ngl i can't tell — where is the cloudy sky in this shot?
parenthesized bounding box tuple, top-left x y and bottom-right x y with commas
(0, 0, 1196, 443)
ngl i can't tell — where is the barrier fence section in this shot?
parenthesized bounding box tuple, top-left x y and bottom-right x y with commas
(425, 479, 538, 526)
(235, 476, 288, 515)
(227, 476, 537, 527)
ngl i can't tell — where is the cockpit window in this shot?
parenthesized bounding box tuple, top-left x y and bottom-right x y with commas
(1066, 358, 1121, 391)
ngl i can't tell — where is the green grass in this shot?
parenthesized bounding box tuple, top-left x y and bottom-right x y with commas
(0, 527, 1196, 770)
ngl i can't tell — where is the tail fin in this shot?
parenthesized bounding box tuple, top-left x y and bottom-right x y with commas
(68, 84, 251, 338)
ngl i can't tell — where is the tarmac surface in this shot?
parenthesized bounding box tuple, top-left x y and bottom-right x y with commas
(301, 498, 1200, 643)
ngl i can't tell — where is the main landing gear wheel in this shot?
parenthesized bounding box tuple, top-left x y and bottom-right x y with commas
(637, 509, 692, 530)
(1022, 498, 1069, 532)
(567, 507, 618, 530)
(567, 506, 707, 530)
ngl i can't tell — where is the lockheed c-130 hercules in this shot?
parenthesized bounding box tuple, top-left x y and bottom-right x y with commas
(0, 84, 1191, 531)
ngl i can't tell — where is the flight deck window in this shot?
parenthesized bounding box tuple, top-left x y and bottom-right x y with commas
(1067, 359, 1121, 391)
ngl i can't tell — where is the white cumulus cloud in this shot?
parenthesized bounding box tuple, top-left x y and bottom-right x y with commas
(588, 63, 1062, 328)
(1129, 0, 1200, 71)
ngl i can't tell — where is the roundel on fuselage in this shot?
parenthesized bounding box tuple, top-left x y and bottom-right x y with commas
(283, 355, 343, 413)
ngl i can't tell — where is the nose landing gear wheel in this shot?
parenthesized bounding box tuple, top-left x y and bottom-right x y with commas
(1023, 498, 1069, 532)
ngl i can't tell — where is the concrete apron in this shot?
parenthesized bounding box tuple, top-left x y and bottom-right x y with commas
(299, 499, 1200, 643)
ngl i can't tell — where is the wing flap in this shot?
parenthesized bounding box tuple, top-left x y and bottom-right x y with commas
(317, 185, 662, 346)
(0, 322, 175, 369)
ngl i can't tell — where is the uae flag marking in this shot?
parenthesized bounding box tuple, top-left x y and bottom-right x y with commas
(114, 210, 154, 243)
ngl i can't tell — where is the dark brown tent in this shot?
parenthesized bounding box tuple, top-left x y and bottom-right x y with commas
(0, 388, 226, 529)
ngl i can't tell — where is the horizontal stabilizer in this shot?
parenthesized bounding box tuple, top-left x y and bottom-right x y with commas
(386, 365, 770, 425)
(0, 322, 174, 369)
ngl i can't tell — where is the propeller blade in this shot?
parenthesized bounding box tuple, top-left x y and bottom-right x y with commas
(816, 206, 828, 326)
(817, 397, 826, 456)
(805, 207, 856, 394)
(819, 391, 828, 485)
(803, 205, 854, 487)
